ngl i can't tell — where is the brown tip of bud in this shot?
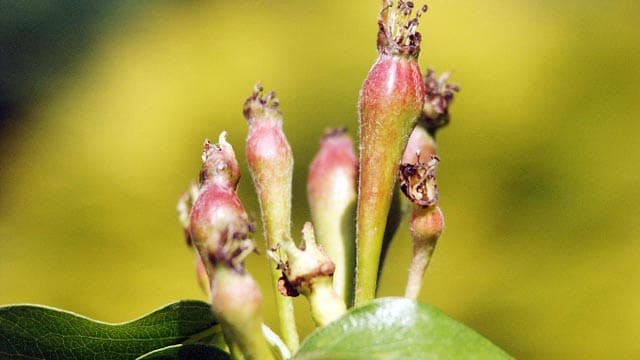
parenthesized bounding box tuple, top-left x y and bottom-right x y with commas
(377, 1, 428, 57)
(243, 82, 282, 124)
(199, 132, 241, 190)
(420, 69, 460, 133)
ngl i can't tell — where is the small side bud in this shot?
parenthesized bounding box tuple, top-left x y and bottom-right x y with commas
(402, 124, 437, 166)
(399, 149, 443, 300)
(194, 254, 211, 299)
(271, 222, 347, 327)
(307, 128, 357, 305)
(177, 181, 200, 247)
(177, 182, 210, 298)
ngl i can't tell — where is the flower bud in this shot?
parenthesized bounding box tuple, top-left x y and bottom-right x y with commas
(187, 132, 274, 360)
(402, 124, 437, 166)
(177, 181, 200, 247)
(189, 132, 254, 275)
(243, 84, 299, 350)
(355, 1, 427, 305)
(307, 128, 357, 305)
(177, 182, 211, 298)
(244, 84, 294, 251)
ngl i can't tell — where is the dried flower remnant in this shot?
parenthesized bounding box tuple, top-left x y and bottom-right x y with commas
(399, 154, 440, 208)
(420, 69, 460, 134)
(269, 222, 347, 327)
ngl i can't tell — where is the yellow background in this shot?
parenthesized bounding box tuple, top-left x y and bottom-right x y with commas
(1, 1, 639, 358)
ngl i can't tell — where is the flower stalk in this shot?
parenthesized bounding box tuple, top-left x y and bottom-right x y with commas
(400, 69, 459, 299)
(400, 154, 443, 299)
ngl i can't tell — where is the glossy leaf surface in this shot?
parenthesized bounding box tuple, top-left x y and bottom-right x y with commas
(294, 297, 513, 360)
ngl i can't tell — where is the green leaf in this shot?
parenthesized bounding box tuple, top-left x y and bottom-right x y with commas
(294, 297, 513, 360)
(0, 300, 225, 360)
(136, 344, 230, 360)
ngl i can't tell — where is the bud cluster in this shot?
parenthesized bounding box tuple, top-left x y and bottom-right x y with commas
(174, 2, 460, 357)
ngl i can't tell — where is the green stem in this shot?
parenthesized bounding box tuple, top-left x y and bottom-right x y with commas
(258, 180, 300, 351)
(211, 266, 275, 360)
(354, 143, 401, 306)
(306, 277, 347, 326)
(404, 240, 436, 300)
(268, 262, 299, 352)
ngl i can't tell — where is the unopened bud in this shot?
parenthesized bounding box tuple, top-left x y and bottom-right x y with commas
(244, 83, 294, 250)
(307, 128, 357, 305)
(355, 0, 427, 305)
(189, 132, 255, 274)
(187, 131, 274, 360)
(243, 84, 299, 350)
(402, 124, 437, 166)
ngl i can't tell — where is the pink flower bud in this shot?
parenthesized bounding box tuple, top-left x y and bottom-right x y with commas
(402, 124, 437, 166)
(243, 84, 299, 350)
(355, 0, 428, 305)
(189, 132, 254, 274)
(307, 128, 357, 304)
(243, 84, 294, 249)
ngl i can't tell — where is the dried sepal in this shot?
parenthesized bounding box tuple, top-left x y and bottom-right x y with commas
(377, 0, 428, 57)
(421, 69, 460, 133)
(399, 154, 440, 208)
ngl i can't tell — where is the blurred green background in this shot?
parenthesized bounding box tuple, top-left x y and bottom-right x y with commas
(1, 1, 639, 358)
